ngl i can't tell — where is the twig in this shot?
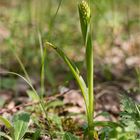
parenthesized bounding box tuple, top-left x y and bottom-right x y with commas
(0, 89, 71, 115)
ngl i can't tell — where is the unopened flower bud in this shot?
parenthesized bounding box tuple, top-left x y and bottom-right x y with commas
(78, 0, 91, 24)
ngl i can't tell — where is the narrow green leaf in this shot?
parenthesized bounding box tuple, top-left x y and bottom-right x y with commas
(94, 121, 123, 128)
(6, 72, 39, 101)
(45, 42, 88, 106)
(0, 116, 14, 139)
(27, 90, 39, 101)
(0, 116, 13, 129)
(63, 132, 79, 140)
(46, 100, 64, 110)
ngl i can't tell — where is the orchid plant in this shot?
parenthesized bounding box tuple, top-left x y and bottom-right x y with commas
(46, 1, 94, 139)
(46, 1, 122, 139)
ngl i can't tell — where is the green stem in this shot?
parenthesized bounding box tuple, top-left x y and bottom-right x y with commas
(86, 34, 94, 140)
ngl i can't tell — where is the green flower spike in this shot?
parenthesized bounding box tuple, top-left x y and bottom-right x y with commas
(78, 0, 91, 43)
(79, 0, 91, 23)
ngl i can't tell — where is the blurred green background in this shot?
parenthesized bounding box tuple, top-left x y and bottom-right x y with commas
(0, 0, 140, 91)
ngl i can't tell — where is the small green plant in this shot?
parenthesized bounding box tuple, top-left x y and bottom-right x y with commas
(46, 0, 94, 138)
(0, 112, 30, 140)
(120, 95, 140, 138)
